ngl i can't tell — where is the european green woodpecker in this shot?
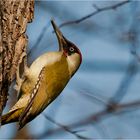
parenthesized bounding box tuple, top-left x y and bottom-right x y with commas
(1, 20, 82, 129)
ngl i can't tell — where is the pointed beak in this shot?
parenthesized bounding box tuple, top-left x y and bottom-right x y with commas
(51, 20, 67, 51)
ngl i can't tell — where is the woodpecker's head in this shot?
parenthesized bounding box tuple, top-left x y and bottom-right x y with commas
(51, 20, 82, 76)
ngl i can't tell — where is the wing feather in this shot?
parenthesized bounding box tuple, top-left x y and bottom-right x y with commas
(18, 55, 70, 129)
(19, 67, 45, 129)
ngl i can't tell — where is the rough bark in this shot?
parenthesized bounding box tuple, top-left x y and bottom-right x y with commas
(0, 0, 34, 119)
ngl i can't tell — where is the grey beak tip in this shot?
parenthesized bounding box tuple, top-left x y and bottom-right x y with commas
(51, 19, 57, 30)
(51, 18, 55, 25)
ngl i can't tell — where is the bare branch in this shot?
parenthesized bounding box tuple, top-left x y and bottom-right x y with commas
(28, 21, 50, 58)
(109, 60, 138, 104)
(37, 99, 140, 138)
(59, 0, 130, 28)
(43, 114, 88, 139)
(108, 2, 140, 104)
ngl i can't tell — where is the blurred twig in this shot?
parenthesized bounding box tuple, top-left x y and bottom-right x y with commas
(42, 114, 89, 139)
(59, 0, 130, 28)
(37, 99, 140, 138)
(109, 60, 138, 104)
(28, 21, 51, 58)
(108, 2, 140, 104)
(80, 89, 111, 106)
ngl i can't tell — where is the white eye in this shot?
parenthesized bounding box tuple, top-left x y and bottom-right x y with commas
(69, 47, 74, 52)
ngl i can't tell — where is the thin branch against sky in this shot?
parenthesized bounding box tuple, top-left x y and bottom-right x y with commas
(59, 0, 130, 28)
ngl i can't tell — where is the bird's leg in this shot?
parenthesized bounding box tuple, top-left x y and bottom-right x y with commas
(15, 52, 29, 92)
(23, 53, 30, 77)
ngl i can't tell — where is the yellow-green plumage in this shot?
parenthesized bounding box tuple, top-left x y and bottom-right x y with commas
(22, 53, 71, 123)
(1, 53, 70, 126)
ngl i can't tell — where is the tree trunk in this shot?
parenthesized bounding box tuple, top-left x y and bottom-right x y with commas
(0, 0, 34, 120)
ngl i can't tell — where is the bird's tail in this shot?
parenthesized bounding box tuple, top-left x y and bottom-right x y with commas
(1, 109, 23, 125)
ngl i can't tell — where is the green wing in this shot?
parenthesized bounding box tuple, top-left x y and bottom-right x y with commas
(18, 56, 70, 129)
(19, 67, 46, 129)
